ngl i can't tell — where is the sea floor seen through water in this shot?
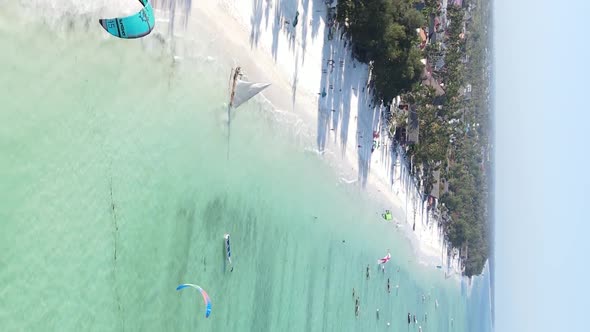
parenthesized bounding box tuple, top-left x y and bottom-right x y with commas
(0, 3, 485, 331)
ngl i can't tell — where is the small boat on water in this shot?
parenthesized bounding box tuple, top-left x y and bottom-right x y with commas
(226, 66, 271, 159)
(224, 233, 232, 271)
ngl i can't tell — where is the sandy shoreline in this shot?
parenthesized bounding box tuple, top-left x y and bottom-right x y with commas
(154, 0, 463, 279)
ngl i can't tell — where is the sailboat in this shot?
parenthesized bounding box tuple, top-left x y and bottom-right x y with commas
(227, 66, 271, 158)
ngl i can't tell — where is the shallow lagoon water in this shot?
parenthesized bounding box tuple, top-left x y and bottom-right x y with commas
(0, 3, 486, 331)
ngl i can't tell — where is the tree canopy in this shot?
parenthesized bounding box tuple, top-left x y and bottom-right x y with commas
(337, 0, 426, 102)
(337, 0, 493, 277)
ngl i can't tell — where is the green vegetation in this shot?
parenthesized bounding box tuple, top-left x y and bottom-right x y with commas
(337, 0, 492, 276)
(336, 0, 426, 102)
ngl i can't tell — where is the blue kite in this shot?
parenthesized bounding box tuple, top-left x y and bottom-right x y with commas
(99, 0, 155, 39)
(176, 284, 212, 318)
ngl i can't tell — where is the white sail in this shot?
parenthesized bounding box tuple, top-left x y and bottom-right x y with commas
(231, 79, 271, 109)
(226, 67, 270, 160)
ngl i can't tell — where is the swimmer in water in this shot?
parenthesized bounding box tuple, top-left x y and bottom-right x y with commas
(376, 308, 379, 319)
(407, 313, 411, 325)
(413, 315, 417, 324)
(366, 265, 370, 279)
(352, 288, 355, 298)
(387, 278, 391, 293)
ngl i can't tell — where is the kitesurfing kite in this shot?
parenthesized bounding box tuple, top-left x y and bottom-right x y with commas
(99, 0, 155, 39)
(382, 210, 393, 221)
(176, 284, 212, 318)
(378, 250, 391, 265)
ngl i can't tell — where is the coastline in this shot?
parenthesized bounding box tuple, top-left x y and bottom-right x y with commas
(164, 0, 464, 280)
(0, 2, 480, 330)
(150, 0, 461, 281)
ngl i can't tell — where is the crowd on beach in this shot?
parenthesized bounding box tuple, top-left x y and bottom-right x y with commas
(351, 261, 450, 330)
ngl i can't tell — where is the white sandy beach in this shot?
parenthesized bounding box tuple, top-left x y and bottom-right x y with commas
(54, 0, 461, 277)
(149, 0, 464, 278)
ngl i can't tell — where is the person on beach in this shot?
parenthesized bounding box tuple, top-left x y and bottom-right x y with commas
(292, 11, 299, 27)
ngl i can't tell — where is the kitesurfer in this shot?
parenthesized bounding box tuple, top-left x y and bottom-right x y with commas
(292, 11, 299, 27)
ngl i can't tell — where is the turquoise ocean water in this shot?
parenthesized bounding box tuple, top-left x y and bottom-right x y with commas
(0, 2, 490, 331)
